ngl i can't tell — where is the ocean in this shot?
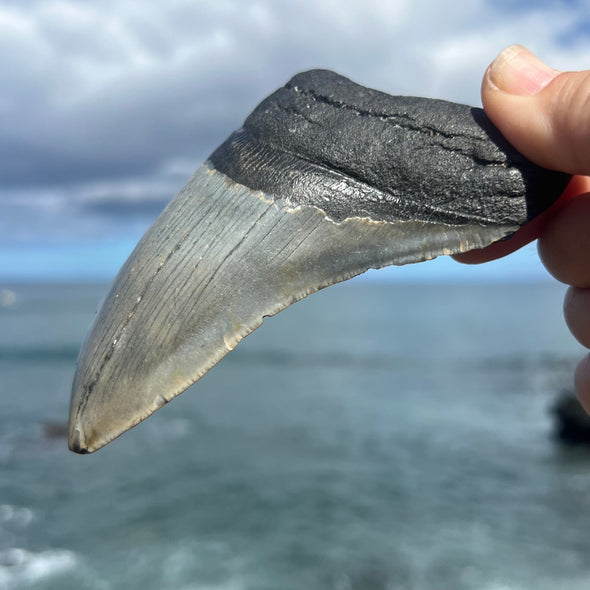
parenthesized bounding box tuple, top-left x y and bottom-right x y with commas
(0, 280, 589, 590)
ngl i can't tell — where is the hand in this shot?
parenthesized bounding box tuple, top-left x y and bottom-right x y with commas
(453, 45, 590, 413)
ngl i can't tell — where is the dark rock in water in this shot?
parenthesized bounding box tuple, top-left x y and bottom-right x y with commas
(42, 421, 68, 440)
(551, 392, 590, 445)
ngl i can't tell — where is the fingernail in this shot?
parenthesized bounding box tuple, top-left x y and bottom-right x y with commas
(487, 45, 560, 95)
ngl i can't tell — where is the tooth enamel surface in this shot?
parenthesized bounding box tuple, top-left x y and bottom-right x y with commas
(68, 69, 571, 453)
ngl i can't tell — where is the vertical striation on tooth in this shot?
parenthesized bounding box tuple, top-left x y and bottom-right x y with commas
(69, 69, 571, 453)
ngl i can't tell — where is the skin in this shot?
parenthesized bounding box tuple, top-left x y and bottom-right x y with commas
(453, 45, 590, 413)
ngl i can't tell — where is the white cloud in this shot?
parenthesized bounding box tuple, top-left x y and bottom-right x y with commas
(2, 0, 590, 247)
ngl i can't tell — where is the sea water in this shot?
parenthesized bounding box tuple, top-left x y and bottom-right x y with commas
(0, 281, 589, 590)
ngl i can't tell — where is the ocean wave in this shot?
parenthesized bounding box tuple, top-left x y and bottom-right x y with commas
(0, 548, 77, 589)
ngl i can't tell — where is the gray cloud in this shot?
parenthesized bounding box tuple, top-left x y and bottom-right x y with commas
(2, 0, 590, 245)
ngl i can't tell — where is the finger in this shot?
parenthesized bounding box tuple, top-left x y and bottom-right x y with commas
(564, 287, 590, 347)
(537, 192, 590, 287)
(453, 175, 589, 264)
(575, 354, 590, 414)
(482, 45, 590, 176)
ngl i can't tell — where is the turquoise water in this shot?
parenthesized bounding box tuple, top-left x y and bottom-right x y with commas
(0, 281, 589, 589)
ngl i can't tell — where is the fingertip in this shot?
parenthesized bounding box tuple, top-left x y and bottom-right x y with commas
(481, 46, 559, 164)
(482, 52, 590, 176)
(484, 45, 560, 97)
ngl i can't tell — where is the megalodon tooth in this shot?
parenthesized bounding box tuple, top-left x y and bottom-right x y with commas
(68, 69, 571, 453)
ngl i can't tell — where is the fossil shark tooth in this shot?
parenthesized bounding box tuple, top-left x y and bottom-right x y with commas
(68, 69, 571, 453)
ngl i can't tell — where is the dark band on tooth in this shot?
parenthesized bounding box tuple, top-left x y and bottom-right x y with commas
(210, 69, 569, 226)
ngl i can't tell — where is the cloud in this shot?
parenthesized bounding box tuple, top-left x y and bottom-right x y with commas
(2, 0, 590, 252)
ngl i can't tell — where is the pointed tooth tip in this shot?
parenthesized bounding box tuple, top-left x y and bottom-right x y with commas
(68, 425, 90, 454)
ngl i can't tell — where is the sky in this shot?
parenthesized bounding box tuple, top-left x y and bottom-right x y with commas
(2, 0, 590, 282)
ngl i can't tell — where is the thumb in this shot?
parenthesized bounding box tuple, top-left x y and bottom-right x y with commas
(482, 44, 590, 176)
